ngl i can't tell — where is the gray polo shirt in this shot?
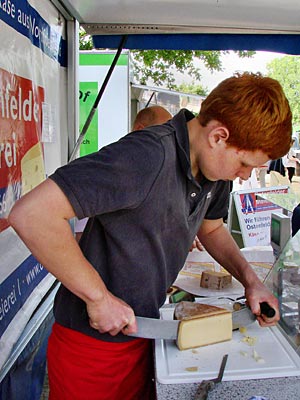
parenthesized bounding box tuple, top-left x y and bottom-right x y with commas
(49, 109, 230, 342)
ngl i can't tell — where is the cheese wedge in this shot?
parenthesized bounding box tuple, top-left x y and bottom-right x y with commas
(174, 301, 232, 350)
(200, 270, 232, 290)
(21, 142, 45, 195)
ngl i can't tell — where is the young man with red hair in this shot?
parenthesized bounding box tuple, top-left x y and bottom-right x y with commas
(9, 73, 292, 400)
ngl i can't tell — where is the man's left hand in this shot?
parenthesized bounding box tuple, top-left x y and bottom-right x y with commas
(245, 282, 280, 327)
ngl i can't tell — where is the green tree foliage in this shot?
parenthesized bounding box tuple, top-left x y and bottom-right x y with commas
(131, 50, 255, 89)
(175, 82, 208, 96)
(79, 27, 93, 50)
(267, 56, 300, 126)
(78, 28, 255, 90)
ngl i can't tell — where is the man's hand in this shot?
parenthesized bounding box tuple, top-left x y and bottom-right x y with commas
(244, 281, 280, 327)
(197, 219, 280, 328)
(87, 291, 137, 336)
(189, 235, 204, 251)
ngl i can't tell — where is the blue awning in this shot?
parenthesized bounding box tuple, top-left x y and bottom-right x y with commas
(92, 33, 300, 55)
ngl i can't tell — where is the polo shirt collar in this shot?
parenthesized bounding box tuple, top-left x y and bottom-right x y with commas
(170, 108, 215, 189)
(170, 108, 197, 181)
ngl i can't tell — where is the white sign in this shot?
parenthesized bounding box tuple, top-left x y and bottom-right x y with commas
(230, 186, 289, 247)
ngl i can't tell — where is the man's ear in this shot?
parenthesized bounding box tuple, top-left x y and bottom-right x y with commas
(208, 126, 229, 148)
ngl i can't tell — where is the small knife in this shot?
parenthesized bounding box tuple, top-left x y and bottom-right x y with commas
(194, 354, 228, 400)
(129, 303, 275, 340)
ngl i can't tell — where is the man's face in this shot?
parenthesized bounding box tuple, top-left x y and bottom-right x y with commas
(201, 145, 270, 182)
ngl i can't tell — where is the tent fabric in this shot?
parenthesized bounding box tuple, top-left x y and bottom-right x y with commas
(92, 33, 300, 55)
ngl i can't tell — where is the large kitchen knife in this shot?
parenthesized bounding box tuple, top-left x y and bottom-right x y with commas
(128, 302, 275, 340)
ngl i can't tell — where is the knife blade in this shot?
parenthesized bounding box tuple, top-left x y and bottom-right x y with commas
(232, 301, 276, 330)
(231, 306, 256, 330)
(129, 306, 258, 340)
(129, 317, 180, 340)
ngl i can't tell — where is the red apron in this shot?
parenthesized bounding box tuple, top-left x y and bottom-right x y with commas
(47, 322, 156, 400)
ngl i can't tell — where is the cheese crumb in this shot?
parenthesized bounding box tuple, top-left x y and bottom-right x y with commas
(239, 326, 247, 334)
(241, 336, 257, 346)
(185, 366, 198, 372)
(252, 349, 265, 363)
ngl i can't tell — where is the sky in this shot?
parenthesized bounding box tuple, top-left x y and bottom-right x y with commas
(180, 50, 285, 92)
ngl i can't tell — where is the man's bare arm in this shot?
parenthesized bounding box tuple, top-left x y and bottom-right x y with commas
(198, 218, 279, 327)
(8, 179, 136, 335)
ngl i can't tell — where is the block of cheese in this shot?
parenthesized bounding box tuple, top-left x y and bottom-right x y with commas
(200, 270, 232, 290)
(21, 142, 45, 196)
(174, 301, 232, 350)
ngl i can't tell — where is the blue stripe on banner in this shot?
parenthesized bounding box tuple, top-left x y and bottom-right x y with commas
(0, 255, 48, 337)
(0, 183, 21, 215)
(0, 0, 67, 67)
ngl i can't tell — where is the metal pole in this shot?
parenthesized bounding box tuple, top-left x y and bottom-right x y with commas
(145, 91, 156, 107)
(69, 35, 128, 162)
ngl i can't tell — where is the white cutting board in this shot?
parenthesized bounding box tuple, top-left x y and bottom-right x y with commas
(155, 306, 300, 384)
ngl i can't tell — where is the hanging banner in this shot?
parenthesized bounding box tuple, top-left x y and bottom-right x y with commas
(0, 0, 66, 66)
(0, 0, 67, 371)
(0, 68, 45, 232)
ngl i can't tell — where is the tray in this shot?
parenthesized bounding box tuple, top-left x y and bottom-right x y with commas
(175, 248, 273, 297)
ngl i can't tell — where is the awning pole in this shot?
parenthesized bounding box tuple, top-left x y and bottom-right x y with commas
(145, 91, 156, 107)
(69, 35, 128, 162)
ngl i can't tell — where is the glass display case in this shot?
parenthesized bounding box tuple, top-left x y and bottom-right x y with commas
(265, 229, 300, 353)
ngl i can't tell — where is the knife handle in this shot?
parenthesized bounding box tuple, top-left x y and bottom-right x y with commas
(260, 302, 276, 318)
(194, 381, 214, 400)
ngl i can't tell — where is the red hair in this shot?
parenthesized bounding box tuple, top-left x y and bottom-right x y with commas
(198, 72, 292, 159)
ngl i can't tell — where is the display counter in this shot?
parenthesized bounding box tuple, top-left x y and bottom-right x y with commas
(154, 239, 300, 400)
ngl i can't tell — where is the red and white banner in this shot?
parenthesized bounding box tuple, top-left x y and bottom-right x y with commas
(0, 68, 45, 232)
(0, 0, 67, 369)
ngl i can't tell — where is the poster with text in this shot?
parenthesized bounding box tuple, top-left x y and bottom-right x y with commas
(79, 51, 129, 155)
(0, 0, 67, 369)
(233, 187, 289, 247)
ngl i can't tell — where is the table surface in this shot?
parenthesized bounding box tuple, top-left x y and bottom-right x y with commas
(156, 375, 300, 399)
(155, 302, 300, 400)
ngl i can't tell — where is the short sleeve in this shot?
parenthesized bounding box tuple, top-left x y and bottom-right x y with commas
(49, 132, 165, 219)
(205, 181, 231, 220)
